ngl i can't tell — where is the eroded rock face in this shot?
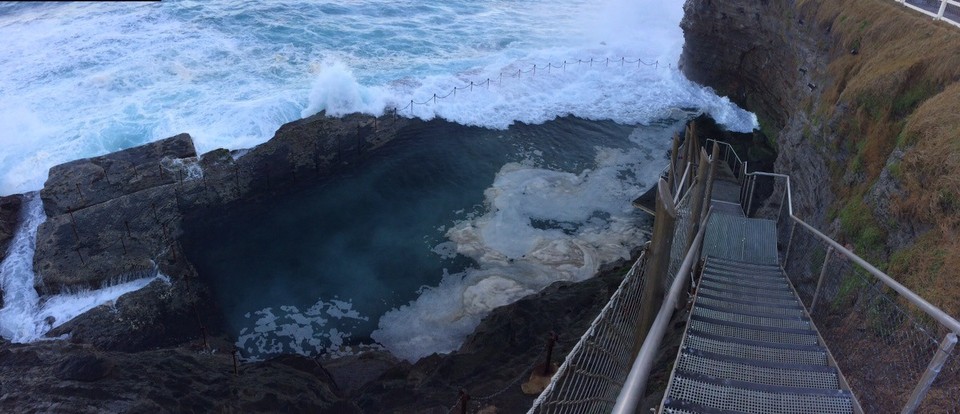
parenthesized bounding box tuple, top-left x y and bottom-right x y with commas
(0, 340, 355, 413)
(680, 0, 834, 226)
(28, 112, 411, 353)
(0, 194, 23, 263)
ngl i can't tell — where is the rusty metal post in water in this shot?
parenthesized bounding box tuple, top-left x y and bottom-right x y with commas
(458, 390, 470, 414)
(543, 331, 559, 375)
(232, 347, 240, 376)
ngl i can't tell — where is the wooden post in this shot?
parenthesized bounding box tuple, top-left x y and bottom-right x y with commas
(679, 149, 711, 300)
(700, 143, 721, 224)
(668, 133, 680, 193)
(634, 179, 677, 356)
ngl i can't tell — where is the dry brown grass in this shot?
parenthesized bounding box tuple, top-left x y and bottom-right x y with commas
(789, 0, 960, 316)
(801, 0, 960, 180)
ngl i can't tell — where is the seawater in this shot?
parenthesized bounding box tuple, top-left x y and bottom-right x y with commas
(0, 0, 757, 360)
(0, 0, 754, 195)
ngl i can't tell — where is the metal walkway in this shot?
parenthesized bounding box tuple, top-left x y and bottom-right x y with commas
(659, 210, 859, 413)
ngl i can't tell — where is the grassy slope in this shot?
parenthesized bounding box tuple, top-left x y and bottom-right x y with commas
(799, 0, 960, 315)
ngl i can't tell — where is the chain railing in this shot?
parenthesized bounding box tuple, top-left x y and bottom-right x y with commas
(396, 56, 660, 115)
(898, 0, 960, 28)
(708, 138, 960, 413)
(529, 139, 705, 413)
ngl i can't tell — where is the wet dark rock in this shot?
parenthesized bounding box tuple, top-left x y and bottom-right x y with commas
(40, 133, 197, 218)
(55, 353, 114, 382)
(354, 261, 629, 413)
(30, 112, 410, 353)
(681, 0, 835, 226)
(0, 341, 351, 413)
(0, 194, 22, 264)
(8, 110, 637, 412)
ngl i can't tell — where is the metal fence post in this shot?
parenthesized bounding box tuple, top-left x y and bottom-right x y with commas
(937, 0, 948, 20)
(745, 175, 758, 217)
(783, 221, 798, 267)
(901, 333, 958, 413)
(809, 246, 833, 313)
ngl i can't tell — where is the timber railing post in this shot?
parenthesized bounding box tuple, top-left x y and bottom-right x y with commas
(669, 133, 680, 193)
(634, 179, 677, 356)
(902, 333, 957, 413)
(701, 143, 720, 224)
(686, 148, 710, 245)
(678, 149, 710, 308)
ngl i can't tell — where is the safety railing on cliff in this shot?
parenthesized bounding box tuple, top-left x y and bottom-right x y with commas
(897, 0, 960, 29)
(705, 138, 960, 413)
(394, 56, 661, 115)
(528, 132, 713, 413)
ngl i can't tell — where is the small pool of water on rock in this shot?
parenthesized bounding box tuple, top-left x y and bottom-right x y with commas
(182, 116, 680, 361)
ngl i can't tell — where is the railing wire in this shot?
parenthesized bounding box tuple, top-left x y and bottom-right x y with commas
(529, 144, 696, 413)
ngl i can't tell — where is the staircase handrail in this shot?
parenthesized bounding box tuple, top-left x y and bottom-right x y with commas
(611, 206, 713, 413)
(705, 138, 960, 335)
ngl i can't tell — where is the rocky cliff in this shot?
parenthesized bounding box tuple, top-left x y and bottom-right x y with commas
(681, 0, 960, 315)
(0, 111, 643, 412)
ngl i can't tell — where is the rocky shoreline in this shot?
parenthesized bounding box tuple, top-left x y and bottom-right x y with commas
(0, 111, 656, 412)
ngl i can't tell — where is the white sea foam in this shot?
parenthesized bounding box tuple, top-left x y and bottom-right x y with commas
(236, 297, 371, 360)
(0, 0, 757, 360)
(0, 194, 165, 342)
(0, 0, 754, 196)
(372, 126, 671, 362)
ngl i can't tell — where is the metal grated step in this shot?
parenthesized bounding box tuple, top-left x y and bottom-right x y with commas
(660, 202, 860, 414)
(701, 215, 779, 265)
(693, 306, 812, 331)
(702, 264, 785, 278)
(676, 348, 840, 389)
(694, 302, 810, 325)
(689, 316, 820, 346)
(696, 291, 805, 310)
(705, 258, 783, 271)
(699, 280, 796, 299)
(695, 296, 808, 319)
(703, 257, 783, 275)
(700, 275, 793, 293)
(701, 267, 787, 281)
(697, 285, 804, 307)
(666, 373, 854, 414)
(684, 332, 829, 366)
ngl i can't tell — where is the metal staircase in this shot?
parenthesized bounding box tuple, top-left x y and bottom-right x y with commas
(659, 211, 860, 413)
